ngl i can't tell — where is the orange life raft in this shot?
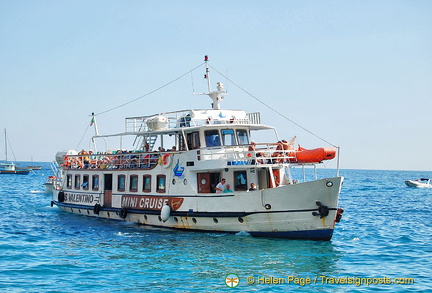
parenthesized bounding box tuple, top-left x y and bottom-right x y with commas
(294, 146, 336, 163)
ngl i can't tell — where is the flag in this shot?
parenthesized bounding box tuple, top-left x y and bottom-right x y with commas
(90, 117, 95, 126)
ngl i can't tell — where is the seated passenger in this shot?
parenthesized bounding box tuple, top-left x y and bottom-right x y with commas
(248, 141, 266, 163)
(223, 184, 233, 193)
(272, 141, 284, 163)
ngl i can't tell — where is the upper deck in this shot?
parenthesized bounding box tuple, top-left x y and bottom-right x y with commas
(123, 109, 265, 134)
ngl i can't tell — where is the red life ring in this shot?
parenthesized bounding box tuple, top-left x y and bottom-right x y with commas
(162, 153, 172, 167)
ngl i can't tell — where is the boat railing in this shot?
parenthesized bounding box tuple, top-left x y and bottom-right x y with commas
(124, 111, 257, 133)
(61, 151, 177, 170)
(61, 143, 322, 170)
(198, 143, 299, 165)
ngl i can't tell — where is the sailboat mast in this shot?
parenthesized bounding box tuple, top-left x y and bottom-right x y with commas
(4, 129, 7, 162)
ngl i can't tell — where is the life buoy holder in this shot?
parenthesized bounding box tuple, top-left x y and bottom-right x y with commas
(162, 153, 172, 168)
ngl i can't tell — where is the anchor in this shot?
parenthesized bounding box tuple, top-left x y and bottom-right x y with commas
(312, 201, 329, 218)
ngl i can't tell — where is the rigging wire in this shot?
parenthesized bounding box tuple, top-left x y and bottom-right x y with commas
(6, 137, 17, 161)
(209, 64, 337, 148)
(95, 62, 205, 116)
(76, 123, 90, 151)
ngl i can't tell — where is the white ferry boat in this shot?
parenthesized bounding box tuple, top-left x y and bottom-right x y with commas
(50, 57, 344, 240)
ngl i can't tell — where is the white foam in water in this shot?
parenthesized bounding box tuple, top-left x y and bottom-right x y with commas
(235, 231, 251, 237)
(30, 190, 46, 194)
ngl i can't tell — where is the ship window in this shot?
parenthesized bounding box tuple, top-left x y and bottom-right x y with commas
(143, 175, 151, 192)
(186, 131, 200, 150)
(156, 175, 166, 193)
(118, 175, 126, 192)
(205, 130, 221, 147)
(92, 175, 99, 191)
(234, 171, 248, 191)
(67, 174, 72, 188)
(236, 129, 249, 145)
(74, 175, 81, 189)
(130, 175, 138, 192)
(82, 175, 89, 190)
(221, 129, 236, 146)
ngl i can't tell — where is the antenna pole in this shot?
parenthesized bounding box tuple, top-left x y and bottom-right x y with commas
(91, 112, 99, 136)
(193, 55, 226, 109)
(204, 55, 211, 93)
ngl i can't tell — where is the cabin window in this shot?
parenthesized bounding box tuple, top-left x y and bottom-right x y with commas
(74, 175, 81, 189)
(118, 175, 126, 192)
(205, 130, 221, 147)
(82, 175, 89, 190)
(156, 175, 166, 193)
(67, 174, 72, 188)
(234, 171, 248, 191)
(130, 175, 138, 192)
(221, 129, 236, 146)
(236, 129, 249, 145)
(92, 175, 99, 191)
(143, 175, 151, 192)
(186, 131, 200, 150)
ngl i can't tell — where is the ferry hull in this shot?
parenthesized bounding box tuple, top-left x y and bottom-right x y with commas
(52, 176, 343, 241)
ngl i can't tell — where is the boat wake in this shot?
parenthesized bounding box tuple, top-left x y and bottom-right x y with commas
(235, 231, 252, 237)
(30, 190, 48, 194)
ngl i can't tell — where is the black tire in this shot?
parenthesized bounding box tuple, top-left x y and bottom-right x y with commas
(119, 208, 128, 219)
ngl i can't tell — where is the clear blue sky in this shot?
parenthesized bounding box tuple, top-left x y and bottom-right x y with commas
(1, 1, 431, 171)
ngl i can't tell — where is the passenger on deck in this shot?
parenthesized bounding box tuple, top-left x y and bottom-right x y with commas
(144, 142, 150, 152)
(248, 141, 266, 164)
(249, 183, 257, 191)
(215, 178, 226, 193)
(223, 184, 233, 193)
(272, 141, 284, 163)
(281, 137, 295, 162)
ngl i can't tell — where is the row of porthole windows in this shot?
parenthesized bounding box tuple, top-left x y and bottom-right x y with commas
(158, 216, 244, 224)
(66, 174, 167, 193)
(69, 207, 245, 224)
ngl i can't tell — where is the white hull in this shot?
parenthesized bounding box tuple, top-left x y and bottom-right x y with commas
(53, 176, 343, 240)
(405, 180, 432, 188)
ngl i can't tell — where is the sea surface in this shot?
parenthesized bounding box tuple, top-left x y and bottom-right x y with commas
(0, 163, 431, 292)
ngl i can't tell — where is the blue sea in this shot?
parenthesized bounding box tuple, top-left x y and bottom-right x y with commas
(0, 163, 431, 292)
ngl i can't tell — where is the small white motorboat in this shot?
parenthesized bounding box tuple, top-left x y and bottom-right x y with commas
(405, 178, 432, 188)
(44, 176, 56, 193)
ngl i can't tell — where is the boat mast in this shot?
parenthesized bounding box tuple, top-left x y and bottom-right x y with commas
(90, 112, 99, 152)
(4, 129, 7, 162)
(195, 55, 227, 110)
(204, 55, 212, 93)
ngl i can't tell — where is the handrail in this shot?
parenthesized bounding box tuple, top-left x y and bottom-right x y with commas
(60, 143, 327, 171)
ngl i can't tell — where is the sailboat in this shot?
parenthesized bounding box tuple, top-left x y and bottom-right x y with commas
(0, 129, 31, 175)
(26, 157, 42, 170)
